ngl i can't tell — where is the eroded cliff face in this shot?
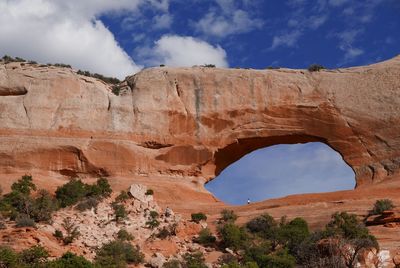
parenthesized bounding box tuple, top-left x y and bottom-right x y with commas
(1, 56, 400, 187)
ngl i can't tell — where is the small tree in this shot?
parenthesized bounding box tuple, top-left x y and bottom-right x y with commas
(191, 212, 207, 223)
(31, 189, 58, 222)
(372, 199, 394, 215)
(113, 203, 127, 222)
(182, 251, 208, 268)
(55, 179, 88, 207)
(221, 209, 238, 223)
(95, 240, 144, 267)
(62, 217, 80, 245)
(0, 246, 19, 268)
(194, 228, 216, 247)
(117, 229, 134, 241)
(19, 245, 49, 265)
(219, 223, 248, 250)
(308, 64, 325, 72)
(48, 252, 94, 267)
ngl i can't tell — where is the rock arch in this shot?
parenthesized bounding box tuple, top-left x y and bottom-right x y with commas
(0, 56, 400, 189)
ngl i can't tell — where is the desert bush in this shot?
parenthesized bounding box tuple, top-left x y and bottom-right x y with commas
(15, 214, 36, 228)
(113, 203, 127, 222)
(53, 229, 63, 240)
(115, 190, 130, 203)
(75, 196, 100, 211)
(182, 251, 208, 268)
(77, 69, 120, 84)
(117, 229, 134, 241)
(0, 246, 19, 268)
(194, 228, 216, 247)
(372, 199, 394, 215)
(56, 178, 112, 208)
(62, 217, 80, 245)
(191, 212, 207, 223)
(156, 227, 171, 239)
(55, 179, 88, 207)
(201, 64, 216, 68)
(308, 64, 325, 72)
(219, 223, 248, 250)
(11, 175, 36, 195)
(246, 213, 277, 234)
(31, 189, 59, 222)
(87, 177, 112, 198)
(146, 210, 160, 229)
(163, 259, 181, 268)
(95, 240, 144, 267)
(278, 217, 310, 255)
(220, 209, 238, 223)
(20, 245, 49, 265)
(47, 251, 94, 267)
(145, 189, 154, 195)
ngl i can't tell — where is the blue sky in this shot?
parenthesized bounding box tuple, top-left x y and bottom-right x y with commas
(0, 0, 398, 204)
(0, 0, 399, 78)
(205, 143, 355, 205)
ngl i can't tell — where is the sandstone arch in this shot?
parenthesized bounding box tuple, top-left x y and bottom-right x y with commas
(0, 56, 399, 190)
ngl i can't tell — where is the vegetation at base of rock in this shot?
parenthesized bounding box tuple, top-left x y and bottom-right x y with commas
(191, 212, 207, 223)
(55, 177, 111, 208)
(194, 228, 217, 247)
(216, 211, 378, 268)
(145, 189, 154, 195)
(0, 175, 58, 226)
(61, 217, 80, 245)
(95, 240, 144, 267)
(77, 69, 120, 84)
(372, 199, 394, 215)
(182, 251, 208, 268)
(112, 203, 127, 222)
(220, 209, 238, 223)
(0, 246, 95, 268)
(307, 64, 325, 72)
(117, 229, 134, 241)
(115, 190, 130, 203)
(146, 210, 160, 229)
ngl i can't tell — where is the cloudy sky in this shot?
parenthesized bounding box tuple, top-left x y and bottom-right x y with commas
(1, 0, 398, 204)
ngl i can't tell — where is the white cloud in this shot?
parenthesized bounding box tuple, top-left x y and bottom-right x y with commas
(137, 35, 228, 67)
(270, 30, 302, 49)
(335, 29, 364, 63)
(194, 0, 263, 38)
(153, 13, 173, 29)
(0, 0, 148, 79)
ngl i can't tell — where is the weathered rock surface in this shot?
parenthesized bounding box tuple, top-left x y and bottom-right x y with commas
(1, 57, 400, 186)
(1, 56, 400, 262)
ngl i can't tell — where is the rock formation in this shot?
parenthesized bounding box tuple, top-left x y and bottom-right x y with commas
(1, 56, 400, 263)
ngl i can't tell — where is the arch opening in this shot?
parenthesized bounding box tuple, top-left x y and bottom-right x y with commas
(206, 141, 355, 205)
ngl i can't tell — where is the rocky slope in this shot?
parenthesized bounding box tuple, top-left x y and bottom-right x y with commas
(1, 56, 400, 265)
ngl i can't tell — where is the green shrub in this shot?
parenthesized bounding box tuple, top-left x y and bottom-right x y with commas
(156, 227, 171, 239)
(278, 217, 310, 254)
(307, 64, 325, 72)
(201, 64, 216, 68)
(163, 259, 181, 268)
(77, 70, 120, 84)
(47, 251, 95, 267)
(326, 212, 370, 239)
(55, 179, 88, 207)
(88, 177, 112, 198)
(20, 245, 49, 265)
(113, 203, 127, 222)
(145, 189, 154, 195)
(221, 209, 238, 223)
(219, 223, 248, 250)
(15, 214, 36, 228)
(146, 218, 160, 229)
(117, 229, 134, 241)
(62, 218, 80, 245)
(194, 228, 216, 247)
(372, 199, 394, 215)
(182, 251, 208, 268)
(11, 175, 36, 195)
(246, 213, 277, 234)
(53, 229, 63, 240)
(191, 212, 207, 223)
(0, 246, 19, 268)
(95, 240, 144, 267)
(115, 191, 130, 203)
(31, 189, 59, 222)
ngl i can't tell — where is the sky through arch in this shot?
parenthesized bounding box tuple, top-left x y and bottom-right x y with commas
(205, 142, 355, 205)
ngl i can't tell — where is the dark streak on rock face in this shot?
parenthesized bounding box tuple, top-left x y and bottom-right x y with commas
(0, 86, 28, 96)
